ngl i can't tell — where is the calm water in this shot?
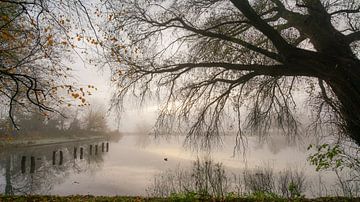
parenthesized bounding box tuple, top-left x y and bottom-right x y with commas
(0, 134, 341, 196)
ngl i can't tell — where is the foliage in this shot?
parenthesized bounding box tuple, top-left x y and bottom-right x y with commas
(288, 181, 303, 199)
(168, 192, 202, 202)
(0, 0, 97, 129)
(308, 143, 360, 173)
(308, 142, 360, 197)
(308, 144, 344, 172)
(246, 191, 283, 201)
(1, 195, 359, 202)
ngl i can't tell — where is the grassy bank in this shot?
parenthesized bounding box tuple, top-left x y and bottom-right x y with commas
(0, 195, 359, 202)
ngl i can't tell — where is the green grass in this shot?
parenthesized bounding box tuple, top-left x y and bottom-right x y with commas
(1, 195, 360, 202)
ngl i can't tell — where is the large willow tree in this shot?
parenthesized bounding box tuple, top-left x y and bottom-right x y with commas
(103, 0, 360, 146)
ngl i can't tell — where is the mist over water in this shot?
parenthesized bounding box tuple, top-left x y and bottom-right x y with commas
(0, 133, 350, 197)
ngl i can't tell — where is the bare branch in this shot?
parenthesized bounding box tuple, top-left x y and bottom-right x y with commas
(138, 16, 282, 61)
(330, 7, 360, 15)
(230, 0, 292, 55)
(347, 31, 360, 43)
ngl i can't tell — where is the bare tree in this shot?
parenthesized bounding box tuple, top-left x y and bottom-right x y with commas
(102, 0, 360, 146)
(83, 105, 107, 132)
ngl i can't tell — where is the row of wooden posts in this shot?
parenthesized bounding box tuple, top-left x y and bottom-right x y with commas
(21, 142, 109, 174)
(21, 156, 35, 174)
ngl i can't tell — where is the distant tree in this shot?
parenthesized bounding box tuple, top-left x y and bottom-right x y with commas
(44, 118, 60, 134)
(103, 0, 360, 146)
(68, 117, 81, 132)
(17, 111, 45, 133)
(44, 106, 74, 133)
(0, 117, 13, 135)
(83, 105, 107, 132)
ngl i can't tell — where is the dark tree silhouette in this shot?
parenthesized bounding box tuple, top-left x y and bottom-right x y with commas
(103, 0, 360, 146)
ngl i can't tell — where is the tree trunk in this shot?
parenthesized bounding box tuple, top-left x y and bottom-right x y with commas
(327, 62, 360, 145)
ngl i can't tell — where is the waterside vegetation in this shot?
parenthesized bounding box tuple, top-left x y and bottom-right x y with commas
(0, 105, 120, 148)
(0, 195, 359, 202)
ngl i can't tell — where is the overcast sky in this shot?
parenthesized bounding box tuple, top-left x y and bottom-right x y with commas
(68, 53, 157, 133)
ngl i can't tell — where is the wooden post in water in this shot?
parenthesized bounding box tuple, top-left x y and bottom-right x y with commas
(90, 145, 93, 155)
(30, 156, 35, 173)
(52, 151, 56, 165)
(106, 142, 109, 152)
(95, 145, 98, 155)
(74, 147, 77, 159)
(102, 142, 104, 152)
(21, 156, 26, 173)
(59, 151, 63, 165)
(80, 147, 83, 159)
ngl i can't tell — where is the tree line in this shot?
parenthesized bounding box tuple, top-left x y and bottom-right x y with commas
(0, 105, 109, 138)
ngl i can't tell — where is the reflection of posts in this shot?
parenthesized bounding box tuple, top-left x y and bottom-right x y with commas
(95, 145, 98, 155)
(106, 142, 109, 152)
(90, 145, 93, 155)
(52, 151, 56, 165)
(59, 151, 63, 165)
(30, 156, 35, 173)
(21, 156, 26, 173)
(102, 142, 104, 152)
(74, 147, 77, 159)
(80, 147, 83, 159)
(5, 156, 13, 195)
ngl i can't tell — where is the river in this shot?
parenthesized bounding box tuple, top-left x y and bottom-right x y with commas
(0, 133, 350, 197)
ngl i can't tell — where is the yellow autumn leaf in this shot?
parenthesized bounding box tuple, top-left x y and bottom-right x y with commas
(72, 93, 79, 98)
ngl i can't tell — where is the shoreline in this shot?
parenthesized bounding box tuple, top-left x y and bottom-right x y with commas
(0, 195, 359, 202)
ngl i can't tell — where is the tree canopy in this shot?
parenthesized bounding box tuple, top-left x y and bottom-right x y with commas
(102, 0, 360, 146)
(0, 0, 96, 128)
(1, 0, 360, 147)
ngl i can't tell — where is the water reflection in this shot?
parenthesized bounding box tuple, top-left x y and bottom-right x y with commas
(0, 134, 356, 197)
(0, 139, 112, 195)
(146, 158, 307, 198)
